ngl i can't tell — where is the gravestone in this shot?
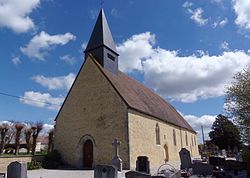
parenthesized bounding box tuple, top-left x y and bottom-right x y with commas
(235, 152, 242, 162)
(125, 171, 151, 178)
(136, 156, 150, 174)
(179, 148, 192, 170)
(112, 139, 122, 171)
(221, 149, 227, 157)
(209, 156, 225, 167)
(192, 162, 213, 176)
(94, 165, 117, 178)
(7, 161, 27, 178)
(224, 160, 248, 177)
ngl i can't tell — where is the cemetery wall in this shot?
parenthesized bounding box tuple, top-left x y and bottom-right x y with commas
(128, 110, 199, 170)
(54, 57, 130, 169)
(0, 155, 44, 172)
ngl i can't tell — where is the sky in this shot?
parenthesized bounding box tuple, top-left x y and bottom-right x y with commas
(0, 0, 250, 143)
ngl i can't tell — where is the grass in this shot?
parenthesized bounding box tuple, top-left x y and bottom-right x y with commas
(0, 151, 47, 157)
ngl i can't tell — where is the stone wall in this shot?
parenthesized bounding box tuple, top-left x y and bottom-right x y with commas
(54, 56, 129, 169)
(0, 155, 44, 172)
(128, 110, 199, 171)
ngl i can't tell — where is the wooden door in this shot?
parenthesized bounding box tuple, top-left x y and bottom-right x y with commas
(83, 140, 93, 169)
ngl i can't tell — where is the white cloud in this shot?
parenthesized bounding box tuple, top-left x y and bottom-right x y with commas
(20, 31, 76, 60)
(117, 32, 155, 72)
(12, 56, 21, 65)
(188, 8, 208, 26)
(111, 8, 119, 17)
(213, 18, 228, 28)
(182, 1, 193, 8)
(40, 123, 54, 135)
(90, 9, 98, 20)
(32, 73, 76, 90)
(183, 2, 208, 26)
(0, 0, 40, 33)
(233, 0, 250, 30)
(81, 42, 87, 51)
(219, 18, 228, 27)
(60, 55, 76, 65)
(220, 41, 229, 50)
(118, 32, 250, 103)
(20, 91, 64, 110)
(184, 114, 216, 143)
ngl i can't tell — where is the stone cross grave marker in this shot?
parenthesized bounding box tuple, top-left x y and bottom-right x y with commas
(94, 165, 117, 178)
(112, 138, 122, 171)
(179, 148, 192, 170)
(7, 161, 27, 178)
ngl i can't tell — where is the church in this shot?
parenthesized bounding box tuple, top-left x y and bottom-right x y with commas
(54, 9, 199, 171)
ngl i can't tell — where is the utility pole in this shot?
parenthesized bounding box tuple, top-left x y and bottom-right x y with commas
(201, 125, 206, 156)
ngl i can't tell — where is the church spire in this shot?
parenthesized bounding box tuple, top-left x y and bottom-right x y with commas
(85, 8, 119, 74)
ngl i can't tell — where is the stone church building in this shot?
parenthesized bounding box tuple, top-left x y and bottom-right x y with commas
(54, 9, 199, 171)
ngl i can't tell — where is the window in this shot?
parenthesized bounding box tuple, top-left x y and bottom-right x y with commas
(194, 136, 196, 146)
(155, 123, 160, 145)
(185, 132, 188, 146)
(173, 129, 177, 146)
(107, 53, 115, 61)
(191, 135, 194, 146)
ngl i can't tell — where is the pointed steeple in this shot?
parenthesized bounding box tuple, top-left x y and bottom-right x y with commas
(84, 9, 119, 74)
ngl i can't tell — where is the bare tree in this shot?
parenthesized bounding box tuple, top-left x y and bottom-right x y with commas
(48, 129, 54, 153)
(5, 121, 15, 145)
(25, 125, 33, 154)
(0, 123, 9, 154)
(14, 123, 24, 155)
(31, 123, 43, 155)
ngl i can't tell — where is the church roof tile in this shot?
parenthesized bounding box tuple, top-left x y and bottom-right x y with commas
(91, 56, 196, 133)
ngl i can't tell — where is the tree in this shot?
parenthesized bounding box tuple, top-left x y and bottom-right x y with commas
(225, 66, 250, 144)
(31, 123, 43, 155)
(0, 123, 9, 154)
(209, 114, 241, 150)
(25, 125, 33, 154)
(48, 129, 54, 153)
(14, 123, 24, 155)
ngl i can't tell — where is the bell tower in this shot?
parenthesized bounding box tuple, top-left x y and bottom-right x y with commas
(84, 9, 119, 74)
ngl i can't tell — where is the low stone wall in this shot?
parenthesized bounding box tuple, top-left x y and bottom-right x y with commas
(0, 155, 44, 172)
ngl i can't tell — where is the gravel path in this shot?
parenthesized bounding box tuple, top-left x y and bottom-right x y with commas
(27, 169, 94, 178)
(27, 169, 127, 178)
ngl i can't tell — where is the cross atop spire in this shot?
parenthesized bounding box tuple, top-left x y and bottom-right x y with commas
(85, 8, 119, 74)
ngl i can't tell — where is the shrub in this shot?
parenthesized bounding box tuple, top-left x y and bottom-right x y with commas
(27, 161, 42, 170)
(42, 150, 62, 169)
(242, 147, 250, 175)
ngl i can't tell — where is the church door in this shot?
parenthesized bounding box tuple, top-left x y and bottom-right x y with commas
(83, 140, 93, 169)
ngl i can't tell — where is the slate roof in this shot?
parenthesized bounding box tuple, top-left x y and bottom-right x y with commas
(91, 56, 196, 133)
(85, 8, 118, 55)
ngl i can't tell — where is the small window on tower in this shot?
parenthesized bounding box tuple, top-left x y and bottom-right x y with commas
(107, 53, 115, 61)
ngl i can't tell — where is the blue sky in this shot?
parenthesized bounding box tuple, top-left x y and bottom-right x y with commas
(1, 0, 250, 142)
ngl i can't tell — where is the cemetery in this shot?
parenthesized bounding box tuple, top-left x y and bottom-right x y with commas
(0, 137, 249, 178)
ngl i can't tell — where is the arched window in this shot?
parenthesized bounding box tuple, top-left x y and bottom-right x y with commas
(185, 132, 188, 146)
(155, 123, 160, 145)
(173, 129, 177, 146)
(164, 144, 169, 162)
